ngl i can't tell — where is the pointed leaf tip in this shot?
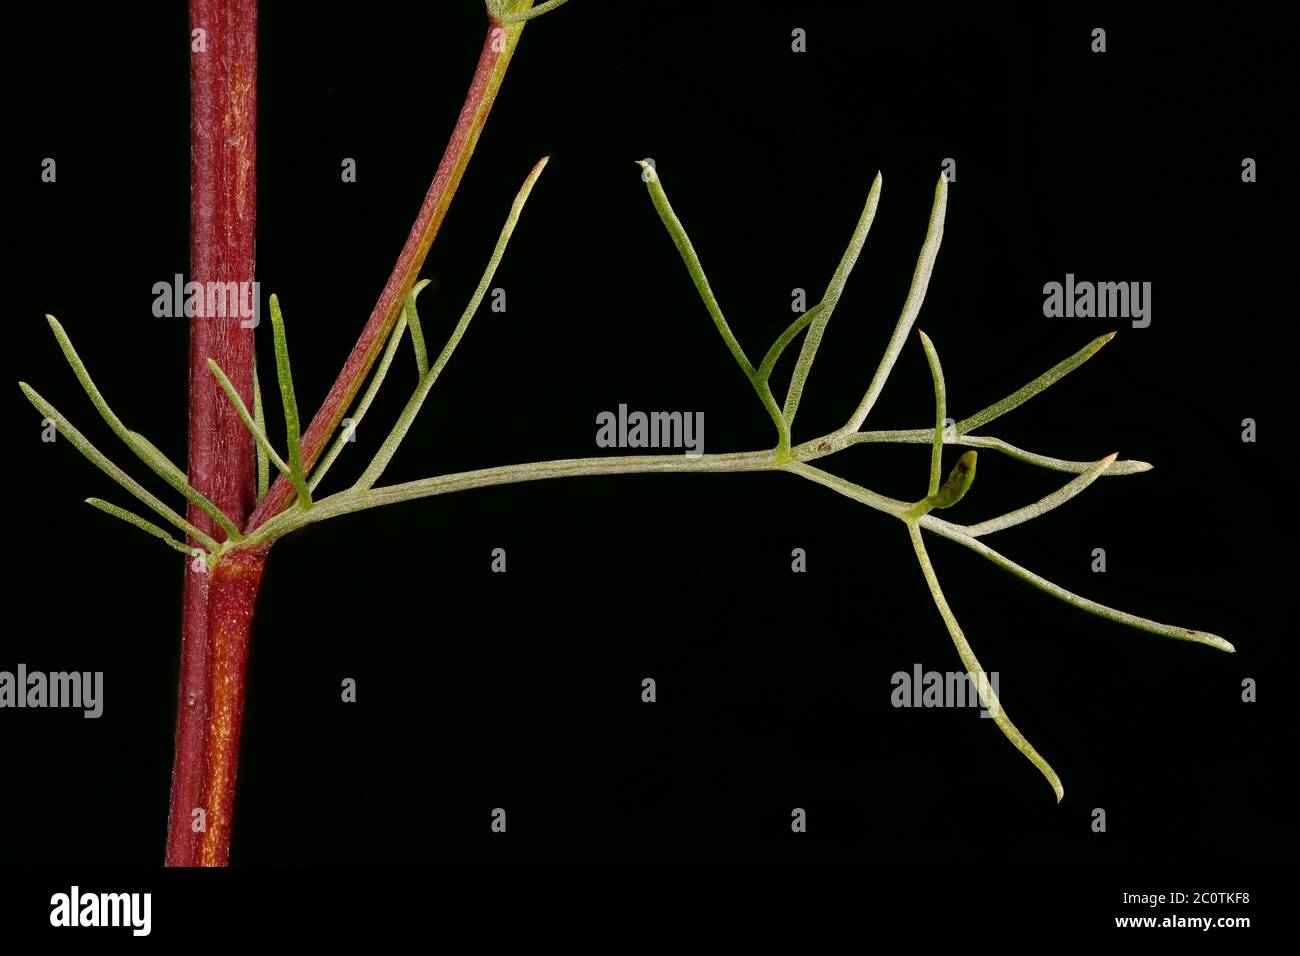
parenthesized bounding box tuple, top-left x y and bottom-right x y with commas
(1196, 632, 1235, 653)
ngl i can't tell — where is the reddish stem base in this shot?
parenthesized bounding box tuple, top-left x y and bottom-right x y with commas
(165, 550, 267, 866)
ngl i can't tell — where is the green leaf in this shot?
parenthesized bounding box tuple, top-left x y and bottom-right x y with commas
(637, 161, 755, 379)
(920, 514, 1235, 653)
(958, 332, 1114, 435)
(907, 524, 1065, 802)
(843, 428, 1151, 475)
(269, 294, 310, 508)
(44, 314, 241, 539)
(917, 329, 946, 496)
(959, 435, 1145, 475)
(964, 453, 1117, 536)
(845, 174, 948, 432)
(252, 355, 269, 502)
(637, 160, 787, 451)
(85, 498, 196, 557)
(404, 279, 433, 378)
(127, 430, 187, 489)
(784, 171, 881, 430)
(19, 382, 219, 552)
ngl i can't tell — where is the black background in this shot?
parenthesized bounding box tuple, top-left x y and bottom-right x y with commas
(2, 0, 1292, 905)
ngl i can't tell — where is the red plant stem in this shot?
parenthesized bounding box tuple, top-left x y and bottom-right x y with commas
(166, 0, 259, 866)
(246, 13, 528, 531)
(196, 548, 267, 866)
(166, 6, 534, 865)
